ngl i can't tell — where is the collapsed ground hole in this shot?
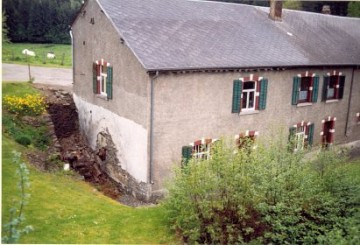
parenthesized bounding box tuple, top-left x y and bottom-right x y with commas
(30, 85, 149, 207)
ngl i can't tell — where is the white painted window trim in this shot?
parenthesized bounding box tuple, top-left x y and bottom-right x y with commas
(239, 110, 260, 116)
(241, 81, 257, 112)
(190, 138, 218, 160)
(99, 65, 107, 96)
(325, 99, 339, 104)
(297, 102, 313, 107)
(294, 126, 306, 152)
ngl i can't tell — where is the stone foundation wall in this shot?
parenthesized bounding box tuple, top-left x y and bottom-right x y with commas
(95, 130, 152, 202)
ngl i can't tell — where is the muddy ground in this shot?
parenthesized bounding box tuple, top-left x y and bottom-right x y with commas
(27, 84, 149, 207)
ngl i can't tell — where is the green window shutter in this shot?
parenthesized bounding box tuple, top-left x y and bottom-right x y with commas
(307, 123, 314, 147)
(312, 76, 319, 103)
(338, 75, 345, 99)
(181, 145, 193, 166)
(231, 79, 242, 113)
(322, 76, 329, 101)
(106, 66, 113, 99)
(288, 127, 296, 151)
(259, 78, 268, 110)
(291, 76, 300, 105)
(93, 63, 98, 94)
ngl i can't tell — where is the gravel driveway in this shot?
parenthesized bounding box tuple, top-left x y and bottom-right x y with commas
(2, 63, 73, 88)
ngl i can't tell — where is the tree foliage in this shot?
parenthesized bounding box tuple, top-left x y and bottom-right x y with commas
(164, 137, 360, 244)
(3, 0, 82, 44)
(2, 11, 10, 43)
(348, 1, 360, 17)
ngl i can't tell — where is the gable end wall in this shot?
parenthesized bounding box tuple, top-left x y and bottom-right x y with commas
(72, 0, 152, 200)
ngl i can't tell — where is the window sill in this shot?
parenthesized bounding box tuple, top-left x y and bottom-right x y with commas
(240, 110, 259, 116)
(325, 99, 339, 104)
(297, 102, 312, 107)
(96, 94, 108, 101)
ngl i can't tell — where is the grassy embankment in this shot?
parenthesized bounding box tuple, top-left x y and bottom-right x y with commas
(2, 82, 177, 244)
(2, 43, 72, 68)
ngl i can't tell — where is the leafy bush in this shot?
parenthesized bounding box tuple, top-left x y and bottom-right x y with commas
(15, 135, 31, 146)
(3, 113, 50, 150)
(3, 94, 46, 116)
(164, 137, 360, 244)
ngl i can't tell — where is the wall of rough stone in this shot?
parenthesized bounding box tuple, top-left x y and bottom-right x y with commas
(73, 94, 151, 201)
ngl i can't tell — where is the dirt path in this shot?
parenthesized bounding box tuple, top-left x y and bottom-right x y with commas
(2, 63, 73, 89)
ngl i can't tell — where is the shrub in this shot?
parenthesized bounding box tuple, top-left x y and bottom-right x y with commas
(3, 94, 46, 116)
(15, 135, 31, 146)
(164, 137, 359, 244)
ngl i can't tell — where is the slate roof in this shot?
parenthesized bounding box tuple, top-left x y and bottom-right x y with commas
(97, 0, 360, 71)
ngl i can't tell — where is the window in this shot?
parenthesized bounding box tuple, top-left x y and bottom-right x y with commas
(320, 117, 336, 147)
(289, 121, 314, 152)
(322, 71, 345, 101)
(93, 59, 113, 99)
(291, 72, 319, 105)
(232, 75, 268, 113)
(242, 82, 256, 111)
(235, 130, 258, 150)
(181, 138, 218, 165)
(299, 77, 311, 102)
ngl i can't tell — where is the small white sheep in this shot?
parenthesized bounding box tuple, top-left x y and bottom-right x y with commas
(22, 49, 36, 57)
(47, 52, 55, 59)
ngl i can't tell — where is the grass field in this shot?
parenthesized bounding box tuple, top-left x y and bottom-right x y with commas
(2, 43, 72, 68)
(1, 83, 177, 243)
(2, 135, 176, 244)
(2, 82, 41, 97)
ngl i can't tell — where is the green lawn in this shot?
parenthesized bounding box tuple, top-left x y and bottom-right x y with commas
(2, 43, 72, 68)
(2, 82, 176, 244)
(2, 135, 176, 244)
(2, 82, 41, 97)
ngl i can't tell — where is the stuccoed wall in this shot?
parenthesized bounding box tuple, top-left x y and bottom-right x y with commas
(346, 68, 360, 142)
(72, 0, 152, 200)
(151, 67, 359, 192)
(73, 94, 148, 184)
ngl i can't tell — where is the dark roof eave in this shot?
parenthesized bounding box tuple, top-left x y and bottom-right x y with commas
(146, 63, 360, 74)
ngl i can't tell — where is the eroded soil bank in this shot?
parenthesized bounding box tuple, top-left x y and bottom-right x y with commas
(28, 84, 149, 207)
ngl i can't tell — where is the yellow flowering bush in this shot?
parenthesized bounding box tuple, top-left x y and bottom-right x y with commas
(3, 94, 47, 116)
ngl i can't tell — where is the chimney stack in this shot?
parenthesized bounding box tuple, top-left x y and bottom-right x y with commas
(269, 0, 282, 21)
(321, 5, 331, 15)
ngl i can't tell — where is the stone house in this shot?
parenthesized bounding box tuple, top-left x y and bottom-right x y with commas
(71, 0, 360, 201)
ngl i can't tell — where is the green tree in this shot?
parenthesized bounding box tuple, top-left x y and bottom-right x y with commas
(3, 0, 83, 43)
(348, 1, 360, 17)
(2, 11, 10, 43)
(283, 0, 302, 10)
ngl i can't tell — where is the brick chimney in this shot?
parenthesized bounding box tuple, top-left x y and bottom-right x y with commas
(321, 5, 331, 15)
(269, 0, 282, 21)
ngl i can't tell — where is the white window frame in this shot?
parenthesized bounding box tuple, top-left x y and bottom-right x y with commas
(294, 126, 307, 152)
(190, 138, 217, 160)
(241, 81, 256, 111)
(99, 65, 107, 96)
(299, 77, 312, 103)
(326, 75, 338, 100)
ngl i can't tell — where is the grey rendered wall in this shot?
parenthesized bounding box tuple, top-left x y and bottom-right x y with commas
(346, 68, 360, 142)
(72, 0, 149, 127)
(72, 0, 152, 200)
(151, 67, 359, 191)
